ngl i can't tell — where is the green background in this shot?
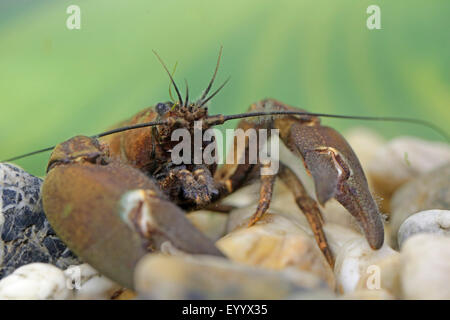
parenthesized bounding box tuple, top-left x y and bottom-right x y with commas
(0, 0, 449, 176)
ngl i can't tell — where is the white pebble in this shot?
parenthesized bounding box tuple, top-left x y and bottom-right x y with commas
(64, 264, 121, 300)
(368, 137, 450, 194)
(398, 210, 450, 248)
(400, 234, 450, 299)
(0, 263, 72, 300)
(334, 238, 398, 294)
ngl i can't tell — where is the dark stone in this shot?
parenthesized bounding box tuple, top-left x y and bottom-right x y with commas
(0, 163, 81, 279)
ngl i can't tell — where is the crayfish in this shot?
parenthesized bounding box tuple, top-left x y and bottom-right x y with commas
(3, 48, 447, 290)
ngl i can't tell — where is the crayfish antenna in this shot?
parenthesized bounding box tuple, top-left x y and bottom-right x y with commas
(153, 50, 183, 106)
(217, 110, 449, 142)
(199, 46, 223, 104)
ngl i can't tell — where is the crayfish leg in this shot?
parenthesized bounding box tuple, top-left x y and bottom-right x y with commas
(278, 164, 334, 267)
(247, 162, 276, 227)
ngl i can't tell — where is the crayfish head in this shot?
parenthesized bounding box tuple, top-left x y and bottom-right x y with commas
(154, 101, 211, 146)
(46, 135, 109, 173)
(156, 101, 209, 124)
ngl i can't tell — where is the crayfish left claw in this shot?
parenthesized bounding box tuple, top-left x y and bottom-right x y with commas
(43, 137, 226, 289)
(285, 122, 384, 250)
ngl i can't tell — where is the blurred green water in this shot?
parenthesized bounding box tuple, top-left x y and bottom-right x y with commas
(0, 0, 448, 176)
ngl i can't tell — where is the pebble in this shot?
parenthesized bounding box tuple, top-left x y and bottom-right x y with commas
(0, 263, 72, 299)
(134, 253, 333, 299)
(0, 261, 128, 300)
(186, 210, 228, 242)
(397, 210, 450, 248)
(344, 127, 386, 171)
(321, 223, 367, 256)
(1, 135, 448, 300)
(217, 209, 335, 289)
(367, 137, 450, 211)
(400, 234, 450, 299)
(334, 237, 399, 295)
(64, 263, 123, 300)
(355, 252, 401, 298)
(0, 163, 80, 279)
(390, 162, 450, 246)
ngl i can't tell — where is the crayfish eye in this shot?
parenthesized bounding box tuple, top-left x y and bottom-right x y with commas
(156, 102, 171, 116)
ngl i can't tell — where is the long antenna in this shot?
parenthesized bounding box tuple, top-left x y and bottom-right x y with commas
(199, 46, 223, 104)
(3, 147, 56, 162)
(199, 77, 231, 107)
(168, 61, 178, 103)
(91, 120, 167, 138)
(2, 110, 448, 162)
(2, 120, 167, 162)
(152, 50, 183, 106)
(184, 79, 189, 107)
(220, 110, 449, 141)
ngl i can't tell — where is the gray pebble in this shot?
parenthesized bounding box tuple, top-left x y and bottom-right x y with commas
(390, 162, 450, 247)
(398, 210, 450, 247)
(0, 163, 80, 279)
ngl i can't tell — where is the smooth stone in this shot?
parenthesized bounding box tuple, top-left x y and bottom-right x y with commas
(323, 223, 399, 295)
(134, 253, 333, 299)
(398, 210, 450, 248)
(355, 253, 401, 298)
(217, 210, 335, 289)
(64, 263, 122, 300)
(186, 210, 228, 242)
(344, 127, 386, 171)
(320, 199, 369, 234)
(334, 237, 399, 294)
(219, 183, 261, 209)
(390, 163, 450, 246)
(400, 234, 450, 299)
(367, 137, 450, 210)
(322, 224, 367, 256)
(0, 163, 80, 279)
(0, 263, 72, 299)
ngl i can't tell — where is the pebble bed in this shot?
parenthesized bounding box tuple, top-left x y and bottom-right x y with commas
(0, 128, 449, 300)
